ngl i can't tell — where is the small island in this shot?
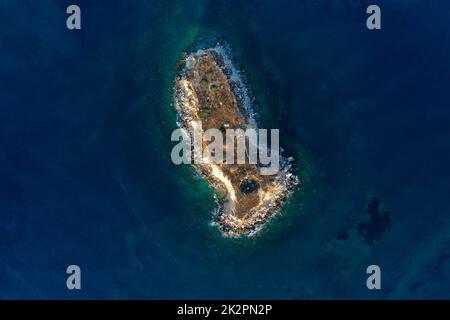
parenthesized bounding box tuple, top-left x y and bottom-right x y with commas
(173, 44, 298, 237)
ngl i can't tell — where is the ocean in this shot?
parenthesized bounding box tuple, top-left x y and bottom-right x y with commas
(1, 0, 449, 299)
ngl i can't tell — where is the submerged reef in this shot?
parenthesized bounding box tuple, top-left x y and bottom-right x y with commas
(358, 197, 391, 245)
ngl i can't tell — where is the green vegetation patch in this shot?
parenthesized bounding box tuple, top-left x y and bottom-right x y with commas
(200, 78, 208, 89)
(199, 107, 211, 119)
(206, 70, 215, 80)
(210, 83, 219, 93)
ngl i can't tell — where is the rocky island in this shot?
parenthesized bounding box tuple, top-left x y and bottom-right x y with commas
(173, 44, 298, 237)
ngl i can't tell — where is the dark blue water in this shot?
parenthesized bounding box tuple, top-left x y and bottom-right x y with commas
(1, 0, 449, 299)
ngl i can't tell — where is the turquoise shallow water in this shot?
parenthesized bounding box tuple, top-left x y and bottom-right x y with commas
(1, 0, 450, 298)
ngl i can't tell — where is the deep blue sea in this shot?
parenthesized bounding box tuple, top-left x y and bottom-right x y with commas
(1, 0, 449, 299)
